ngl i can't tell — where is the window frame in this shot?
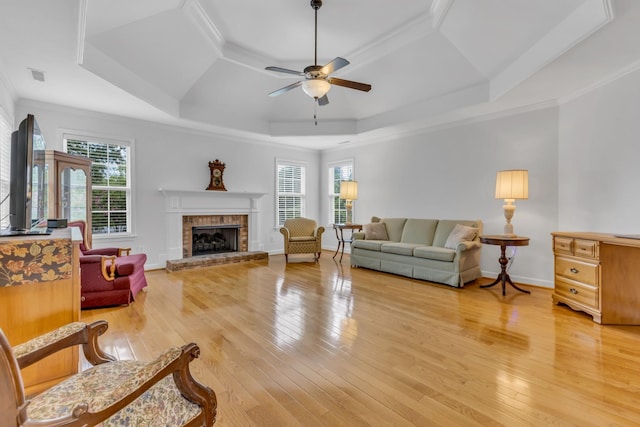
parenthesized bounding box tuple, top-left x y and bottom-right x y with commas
(0, 108, 12, 229)
(275, 158, 306, 227)
(328, 158, 354, 225)
(61, 130, 135, 239)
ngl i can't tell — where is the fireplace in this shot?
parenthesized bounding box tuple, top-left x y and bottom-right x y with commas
(182, 214, 248, 258)
(160, 189, 267, 267)
(192, 225, 240, 256)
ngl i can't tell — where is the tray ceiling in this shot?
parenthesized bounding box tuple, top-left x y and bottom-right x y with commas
(1, 0, 637, 149)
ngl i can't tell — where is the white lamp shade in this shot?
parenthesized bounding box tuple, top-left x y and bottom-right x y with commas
(495, 170, 528, 199)
(339, 181, 358, 200)
(302, 79, 331, 99)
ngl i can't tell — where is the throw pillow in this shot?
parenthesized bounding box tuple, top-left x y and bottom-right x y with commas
(363, 222, 388, 240)
(444, 224, 478, 249)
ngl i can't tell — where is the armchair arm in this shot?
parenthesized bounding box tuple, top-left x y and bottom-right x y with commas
(101, 256, 117, 281)
(315, 226, 325, 239)
(14, 321, 115, 369)
(280, 227, 291, 252)
(279, 227, 291, 239)
(70, 344, 216, 425)
(83, 247, 131, 257)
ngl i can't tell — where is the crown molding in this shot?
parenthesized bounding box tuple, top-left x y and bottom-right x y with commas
(559, 58, 640, 104)
(182, 0, 224, 58)
(490, 0, 614, 101)
(76, 0, 88, 65)
(430, 0, 455, 30)
(176, 1, 435, 77)
(325, 99, 559, 152)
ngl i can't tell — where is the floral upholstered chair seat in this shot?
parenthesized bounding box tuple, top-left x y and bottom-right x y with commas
(1, 321, 217, 427)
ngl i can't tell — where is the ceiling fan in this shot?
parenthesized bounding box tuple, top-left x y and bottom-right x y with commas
(265, 0, 372, 107)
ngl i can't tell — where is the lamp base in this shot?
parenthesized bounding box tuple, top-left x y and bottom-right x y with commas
(503, 223, 516, 237)
(502, 201, 516, 237)
(345, 201, 353, 225)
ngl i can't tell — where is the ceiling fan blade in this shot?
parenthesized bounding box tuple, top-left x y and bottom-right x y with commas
(320, 57, 350, 75)
(328, 77, 372, 92)
(317, 94, 329, 106)
(268, 81, 303, 97)
(265, 66, 305, 77)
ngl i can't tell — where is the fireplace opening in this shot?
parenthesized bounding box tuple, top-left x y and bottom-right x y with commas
(192, 225, 240, 256)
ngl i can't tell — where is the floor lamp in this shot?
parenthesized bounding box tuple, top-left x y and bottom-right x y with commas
(495, 170, 528, 237)
(340, 181, 358, 224)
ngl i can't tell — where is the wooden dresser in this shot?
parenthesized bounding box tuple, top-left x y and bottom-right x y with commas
(552, 231, 640, 325)
(0, 228, 82, 394)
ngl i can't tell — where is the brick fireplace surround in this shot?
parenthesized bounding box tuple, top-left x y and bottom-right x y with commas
(160, 189, 268, 271)
(182, 214, 248, 258)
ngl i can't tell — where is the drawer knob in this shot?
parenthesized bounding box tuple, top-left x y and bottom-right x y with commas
(570, 267, 579, 274)
(570, 288, 578, 294)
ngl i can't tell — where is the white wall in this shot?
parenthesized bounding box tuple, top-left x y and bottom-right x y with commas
(13, 99, 564, 286)
(15, 101, 320, 269)
(322, 106, 560, 287)
(559, 67, 640, 233)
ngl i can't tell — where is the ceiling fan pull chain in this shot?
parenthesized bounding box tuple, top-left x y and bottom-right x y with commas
(314, 99, 318, 126)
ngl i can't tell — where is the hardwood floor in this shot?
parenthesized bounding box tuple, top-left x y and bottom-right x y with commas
(80, 254, 640, 426)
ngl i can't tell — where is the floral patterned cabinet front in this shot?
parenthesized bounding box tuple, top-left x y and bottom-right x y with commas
(0, 227, 82, 394)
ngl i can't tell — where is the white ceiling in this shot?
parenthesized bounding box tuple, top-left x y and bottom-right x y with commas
(1, 0, 638, 150)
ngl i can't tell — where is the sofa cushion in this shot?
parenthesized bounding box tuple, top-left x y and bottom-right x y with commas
(444, 224, 479, 249)
(380, 242, 424, 256)
(414, 246, 456, 262)
(400, 219, 438, 245)
(363, 222, 388, 240)
(290, 236, 316, 242)
(433, 220, 480, 247)
(377, 218, 407, 242)
(352, 240, 386, 251)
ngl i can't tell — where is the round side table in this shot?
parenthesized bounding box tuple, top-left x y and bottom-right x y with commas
(480, 235, 530, 296)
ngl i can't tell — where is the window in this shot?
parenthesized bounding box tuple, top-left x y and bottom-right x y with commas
(276, 160, 306, 226)
(329, 159, 354, 224)
(64, 133, 132, 237)
(0, 110, 11, 229)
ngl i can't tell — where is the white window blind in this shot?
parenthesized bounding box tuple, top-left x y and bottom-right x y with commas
(276, 160, 306, 226)
(0, 112, 11, 229)
(65, 135, 132, 237)
(328, 159, 354, 224)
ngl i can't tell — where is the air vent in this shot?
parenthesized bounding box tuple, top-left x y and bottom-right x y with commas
(29, 68, 45, 82)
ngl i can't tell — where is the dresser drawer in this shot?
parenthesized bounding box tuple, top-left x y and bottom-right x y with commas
(554, 237, 573, 255)
(555, 278, 598, 309)
(555, 257, 598, 286)
(574, 239, 598, 259)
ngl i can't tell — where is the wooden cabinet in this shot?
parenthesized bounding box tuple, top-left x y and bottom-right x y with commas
(45, 150, 92, 246)
(552, 231, 640, 325)
(0, 228, 82, 394)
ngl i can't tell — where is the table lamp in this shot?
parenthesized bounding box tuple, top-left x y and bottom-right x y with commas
(495, 170, 528, 237)
(339, 181, 358, 224)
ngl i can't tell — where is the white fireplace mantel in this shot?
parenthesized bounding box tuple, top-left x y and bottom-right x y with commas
(159, 188, 267, 261)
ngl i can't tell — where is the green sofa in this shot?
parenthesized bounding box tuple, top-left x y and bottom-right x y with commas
(350, 217, 483, 287)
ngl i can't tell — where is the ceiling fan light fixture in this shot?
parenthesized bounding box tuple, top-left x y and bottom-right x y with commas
(302, 79, 331, 99)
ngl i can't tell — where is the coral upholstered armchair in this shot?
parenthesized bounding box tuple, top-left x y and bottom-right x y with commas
(69, 220, 148, 309)
(280, 217, 324, 262)
(0, 321, 217, 426)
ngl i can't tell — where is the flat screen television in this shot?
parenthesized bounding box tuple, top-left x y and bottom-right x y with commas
(1, 114, 49, 236)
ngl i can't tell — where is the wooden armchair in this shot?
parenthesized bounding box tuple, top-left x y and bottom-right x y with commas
(280, 217, 325, 262)
(0, 321, 217, 426)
